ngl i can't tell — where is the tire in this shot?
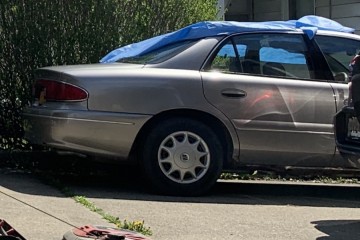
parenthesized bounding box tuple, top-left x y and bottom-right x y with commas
(141, 118, 223, 196)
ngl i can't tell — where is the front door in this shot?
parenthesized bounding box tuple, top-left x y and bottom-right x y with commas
(314, 34, 360, 167)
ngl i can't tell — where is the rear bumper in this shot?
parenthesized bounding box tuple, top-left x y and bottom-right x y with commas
(23, 107, 151, 159)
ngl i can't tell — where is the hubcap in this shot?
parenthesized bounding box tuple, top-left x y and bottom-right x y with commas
(158, 131, 210, 184)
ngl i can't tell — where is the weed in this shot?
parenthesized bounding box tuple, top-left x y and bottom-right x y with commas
(220, 171, 360, 184)
(74, 196, 152, 236)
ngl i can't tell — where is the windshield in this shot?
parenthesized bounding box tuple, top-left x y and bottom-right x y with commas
(117, 40, 198, 64)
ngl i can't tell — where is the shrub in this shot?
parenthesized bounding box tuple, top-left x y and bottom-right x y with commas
(0, 0, 217, 151)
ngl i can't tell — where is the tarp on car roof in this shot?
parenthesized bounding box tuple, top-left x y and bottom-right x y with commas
(100, 15, 355, 63)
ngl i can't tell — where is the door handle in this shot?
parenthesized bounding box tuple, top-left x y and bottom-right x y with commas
(221, 89, 247, 98)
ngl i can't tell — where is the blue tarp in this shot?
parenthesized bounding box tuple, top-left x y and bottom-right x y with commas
(100, 15, 355, 63)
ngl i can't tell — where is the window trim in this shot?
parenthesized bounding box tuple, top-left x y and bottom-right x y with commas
(202, 31, 329, 82)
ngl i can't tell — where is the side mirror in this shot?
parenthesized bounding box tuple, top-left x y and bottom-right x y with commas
(334, 72, 349, 83)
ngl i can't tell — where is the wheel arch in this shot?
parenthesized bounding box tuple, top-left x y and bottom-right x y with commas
(130, 109, 235, 168)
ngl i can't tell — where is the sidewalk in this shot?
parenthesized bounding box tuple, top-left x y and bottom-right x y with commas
(1, 167, 359, 240)
(0, 169, 112, 240)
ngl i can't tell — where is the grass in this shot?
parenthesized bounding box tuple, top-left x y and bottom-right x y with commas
(74, 196, 152, 236)
(220, 170, 360, 184)
(37, 173, 152, 236)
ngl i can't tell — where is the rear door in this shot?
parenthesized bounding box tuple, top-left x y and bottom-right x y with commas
(201, 32, 336, 167)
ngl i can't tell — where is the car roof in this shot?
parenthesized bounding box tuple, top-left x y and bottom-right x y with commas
(315, 30, 360, 40)
(100, 15, 356, 63)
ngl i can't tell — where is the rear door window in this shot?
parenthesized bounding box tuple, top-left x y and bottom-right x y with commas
(208, 33, 313, 80)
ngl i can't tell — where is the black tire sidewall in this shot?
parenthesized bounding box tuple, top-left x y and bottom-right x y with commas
(142, 118, 223, 196)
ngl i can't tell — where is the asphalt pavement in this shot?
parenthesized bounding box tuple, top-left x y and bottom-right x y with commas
(0, 167, 359, 240)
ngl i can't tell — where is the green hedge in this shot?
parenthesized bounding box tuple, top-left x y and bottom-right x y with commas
(0, 0, 217, 150)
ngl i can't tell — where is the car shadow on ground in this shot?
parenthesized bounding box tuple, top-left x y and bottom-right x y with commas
(0, 154, 359, 208)
(312, 220, 360, 240)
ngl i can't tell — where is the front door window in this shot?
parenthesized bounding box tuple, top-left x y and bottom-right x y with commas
(208, 33, 313, 80)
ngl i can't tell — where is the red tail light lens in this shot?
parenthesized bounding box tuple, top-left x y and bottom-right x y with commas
(34, 79, 88, 101)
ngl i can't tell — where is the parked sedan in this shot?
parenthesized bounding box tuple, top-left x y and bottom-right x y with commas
(24, 16, 360, 195)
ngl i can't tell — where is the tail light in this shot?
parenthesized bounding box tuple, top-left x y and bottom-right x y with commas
(33, 79, 88, 102)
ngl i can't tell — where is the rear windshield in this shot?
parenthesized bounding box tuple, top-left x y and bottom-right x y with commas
(117, 40, 198, 64)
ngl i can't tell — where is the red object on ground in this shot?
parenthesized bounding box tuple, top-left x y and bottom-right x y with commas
(0, 219, 26, 240)
(63, 225, 151, 240)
